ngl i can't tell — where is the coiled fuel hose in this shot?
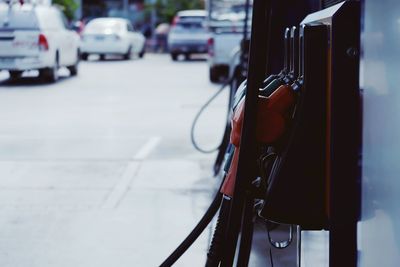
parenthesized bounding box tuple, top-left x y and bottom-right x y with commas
(190, 79, 233, 153)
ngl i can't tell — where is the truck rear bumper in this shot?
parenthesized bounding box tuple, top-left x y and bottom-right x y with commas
(169, 43, 208, 54)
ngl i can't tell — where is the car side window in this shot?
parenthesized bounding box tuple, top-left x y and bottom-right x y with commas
(37, 9, 64, 30)
(52, 11, 64, 30)
(127, 22, 134, 32)
(58, 11, 69, 30)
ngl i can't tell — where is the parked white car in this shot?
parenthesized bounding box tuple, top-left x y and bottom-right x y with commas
(0, 2, 80, 82)
(80, 18, 146, 60)
(167, 10, 209, 61)
(207, 29, 243, 82)
(207, 3, 252, 83)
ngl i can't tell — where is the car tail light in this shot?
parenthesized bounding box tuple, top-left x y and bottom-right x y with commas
(38, 34, 49, 51)
(207, 37, 214, 57)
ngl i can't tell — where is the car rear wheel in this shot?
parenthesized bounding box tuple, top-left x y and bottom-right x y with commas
(99, 54, 106, 61)
(68, 50, 80, 76)
(139, 47, 145, 58)
(123, 47, 132, 60)
(209, 67, 220, 83)
(9, 71, 22, 80)
(40, 55, 59, 83)
(209, 66, 229, 83)
(184, 53, 190, 60)
(81, 53, 89, 61)
(171, 53, 178, 61)
(67, 63, 78, 76)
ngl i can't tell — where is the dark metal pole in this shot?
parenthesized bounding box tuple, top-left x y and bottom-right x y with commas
(329, 3, 361, 267)
(240, 0, 251, 68)
(221, 0, 272, 265)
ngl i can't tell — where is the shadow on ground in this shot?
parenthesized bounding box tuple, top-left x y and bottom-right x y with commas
(0, 71, 72, 88)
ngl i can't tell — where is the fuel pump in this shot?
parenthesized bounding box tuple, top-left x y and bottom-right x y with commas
(160, 1, 360, 266)
(259, 23, 329, 229)
(203, 16, 305, 266)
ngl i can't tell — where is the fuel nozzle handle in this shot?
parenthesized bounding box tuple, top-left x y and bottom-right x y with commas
(283, 27, 291, 75)
(287, 26, 299, 83)
(260, 28, 292, 96)
(291, 25, 306, 91)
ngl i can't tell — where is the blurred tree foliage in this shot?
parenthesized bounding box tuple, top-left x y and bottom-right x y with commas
(82, 0, 107, 19)
(53, 0, 78, 21)
(145, 0, 204, 24)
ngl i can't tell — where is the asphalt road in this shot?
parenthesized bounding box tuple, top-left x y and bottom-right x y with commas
(0, 54, 229, 267)
(0, 54, 298, 266)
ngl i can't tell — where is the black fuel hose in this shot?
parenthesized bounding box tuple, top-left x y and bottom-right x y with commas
(190, 79, 232, 154)
(205, 195, 232, 267)
(159, 190, 223, 267)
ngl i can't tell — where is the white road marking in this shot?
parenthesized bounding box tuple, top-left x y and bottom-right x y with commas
(132, 136, 161, 160)
(101, 162, 140, 209)
(101, 136, 161, 209)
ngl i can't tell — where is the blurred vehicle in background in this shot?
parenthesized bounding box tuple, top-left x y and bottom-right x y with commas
(80, 18, 145, 60)
(0, 1, 80, 82)
(71, 20, 85, 35)
(207, 2, 252, 83)
(167, 10, 209, 61)
(207, 30, 242, 82)
(154, 23, 170, 53)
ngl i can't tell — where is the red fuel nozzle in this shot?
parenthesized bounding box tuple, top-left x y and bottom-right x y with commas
(221, 84, 296, 197)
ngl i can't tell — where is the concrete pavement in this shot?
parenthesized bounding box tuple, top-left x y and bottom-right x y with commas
(0, 54, 300, 266)
(0, 54, 224, 266)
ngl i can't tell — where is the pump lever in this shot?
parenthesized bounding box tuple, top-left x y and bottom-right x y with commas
(289, 26, 299, 81)
(283, 27, 291, 75)
(259, 27, 293, 97)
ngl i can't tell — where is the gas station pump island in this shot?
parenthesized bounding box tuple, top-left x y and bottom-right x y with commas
(161, 1, 361, 266)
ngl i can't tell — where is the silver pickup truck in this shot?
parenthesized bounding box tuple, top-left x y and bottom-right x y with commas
(207, 2, 252, 83)
(207, 22, 244, 83)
